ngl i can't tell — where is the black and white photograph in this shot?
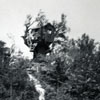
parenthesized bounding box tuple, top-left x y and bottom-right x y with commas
(0, 0, 100, 100)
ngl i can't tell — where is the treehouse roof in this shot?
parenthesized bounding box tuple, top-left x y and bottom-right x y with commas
(31, 23, 55, 33)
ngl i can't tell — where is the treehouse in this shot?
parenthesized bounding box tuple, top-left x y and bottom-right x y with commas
(22, 23, 55, 58)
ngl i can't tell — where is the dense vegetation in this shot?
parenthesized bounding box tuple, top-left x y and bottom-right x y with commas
(0, 12, 100, 100)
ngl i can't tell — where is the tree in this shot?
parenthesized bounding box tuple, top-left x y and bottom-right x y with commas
(0, 40, 39, 100)
(22, 11, 70, 59)
(0, 40, 11, 100)
(66, 34, 100, 100)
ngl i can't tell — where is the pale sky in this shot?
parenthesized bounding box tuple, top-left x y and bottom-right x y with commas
(0, 0, 100, 57)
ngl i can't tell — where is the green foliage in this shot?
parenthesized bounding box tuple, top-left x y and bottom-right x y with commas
(0, 40, 38, 100)
(1, 12, 100, 100)
(65, 34, 100, 100)
(38, 33, 100, 100)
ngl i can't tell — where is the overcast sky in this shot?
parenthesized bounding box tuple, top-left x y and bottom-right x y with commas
(0, 0, 100, 57)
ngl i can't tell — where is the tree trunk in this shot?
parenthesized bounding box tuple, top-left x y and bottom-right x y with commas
(10, 81, 13, 100)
